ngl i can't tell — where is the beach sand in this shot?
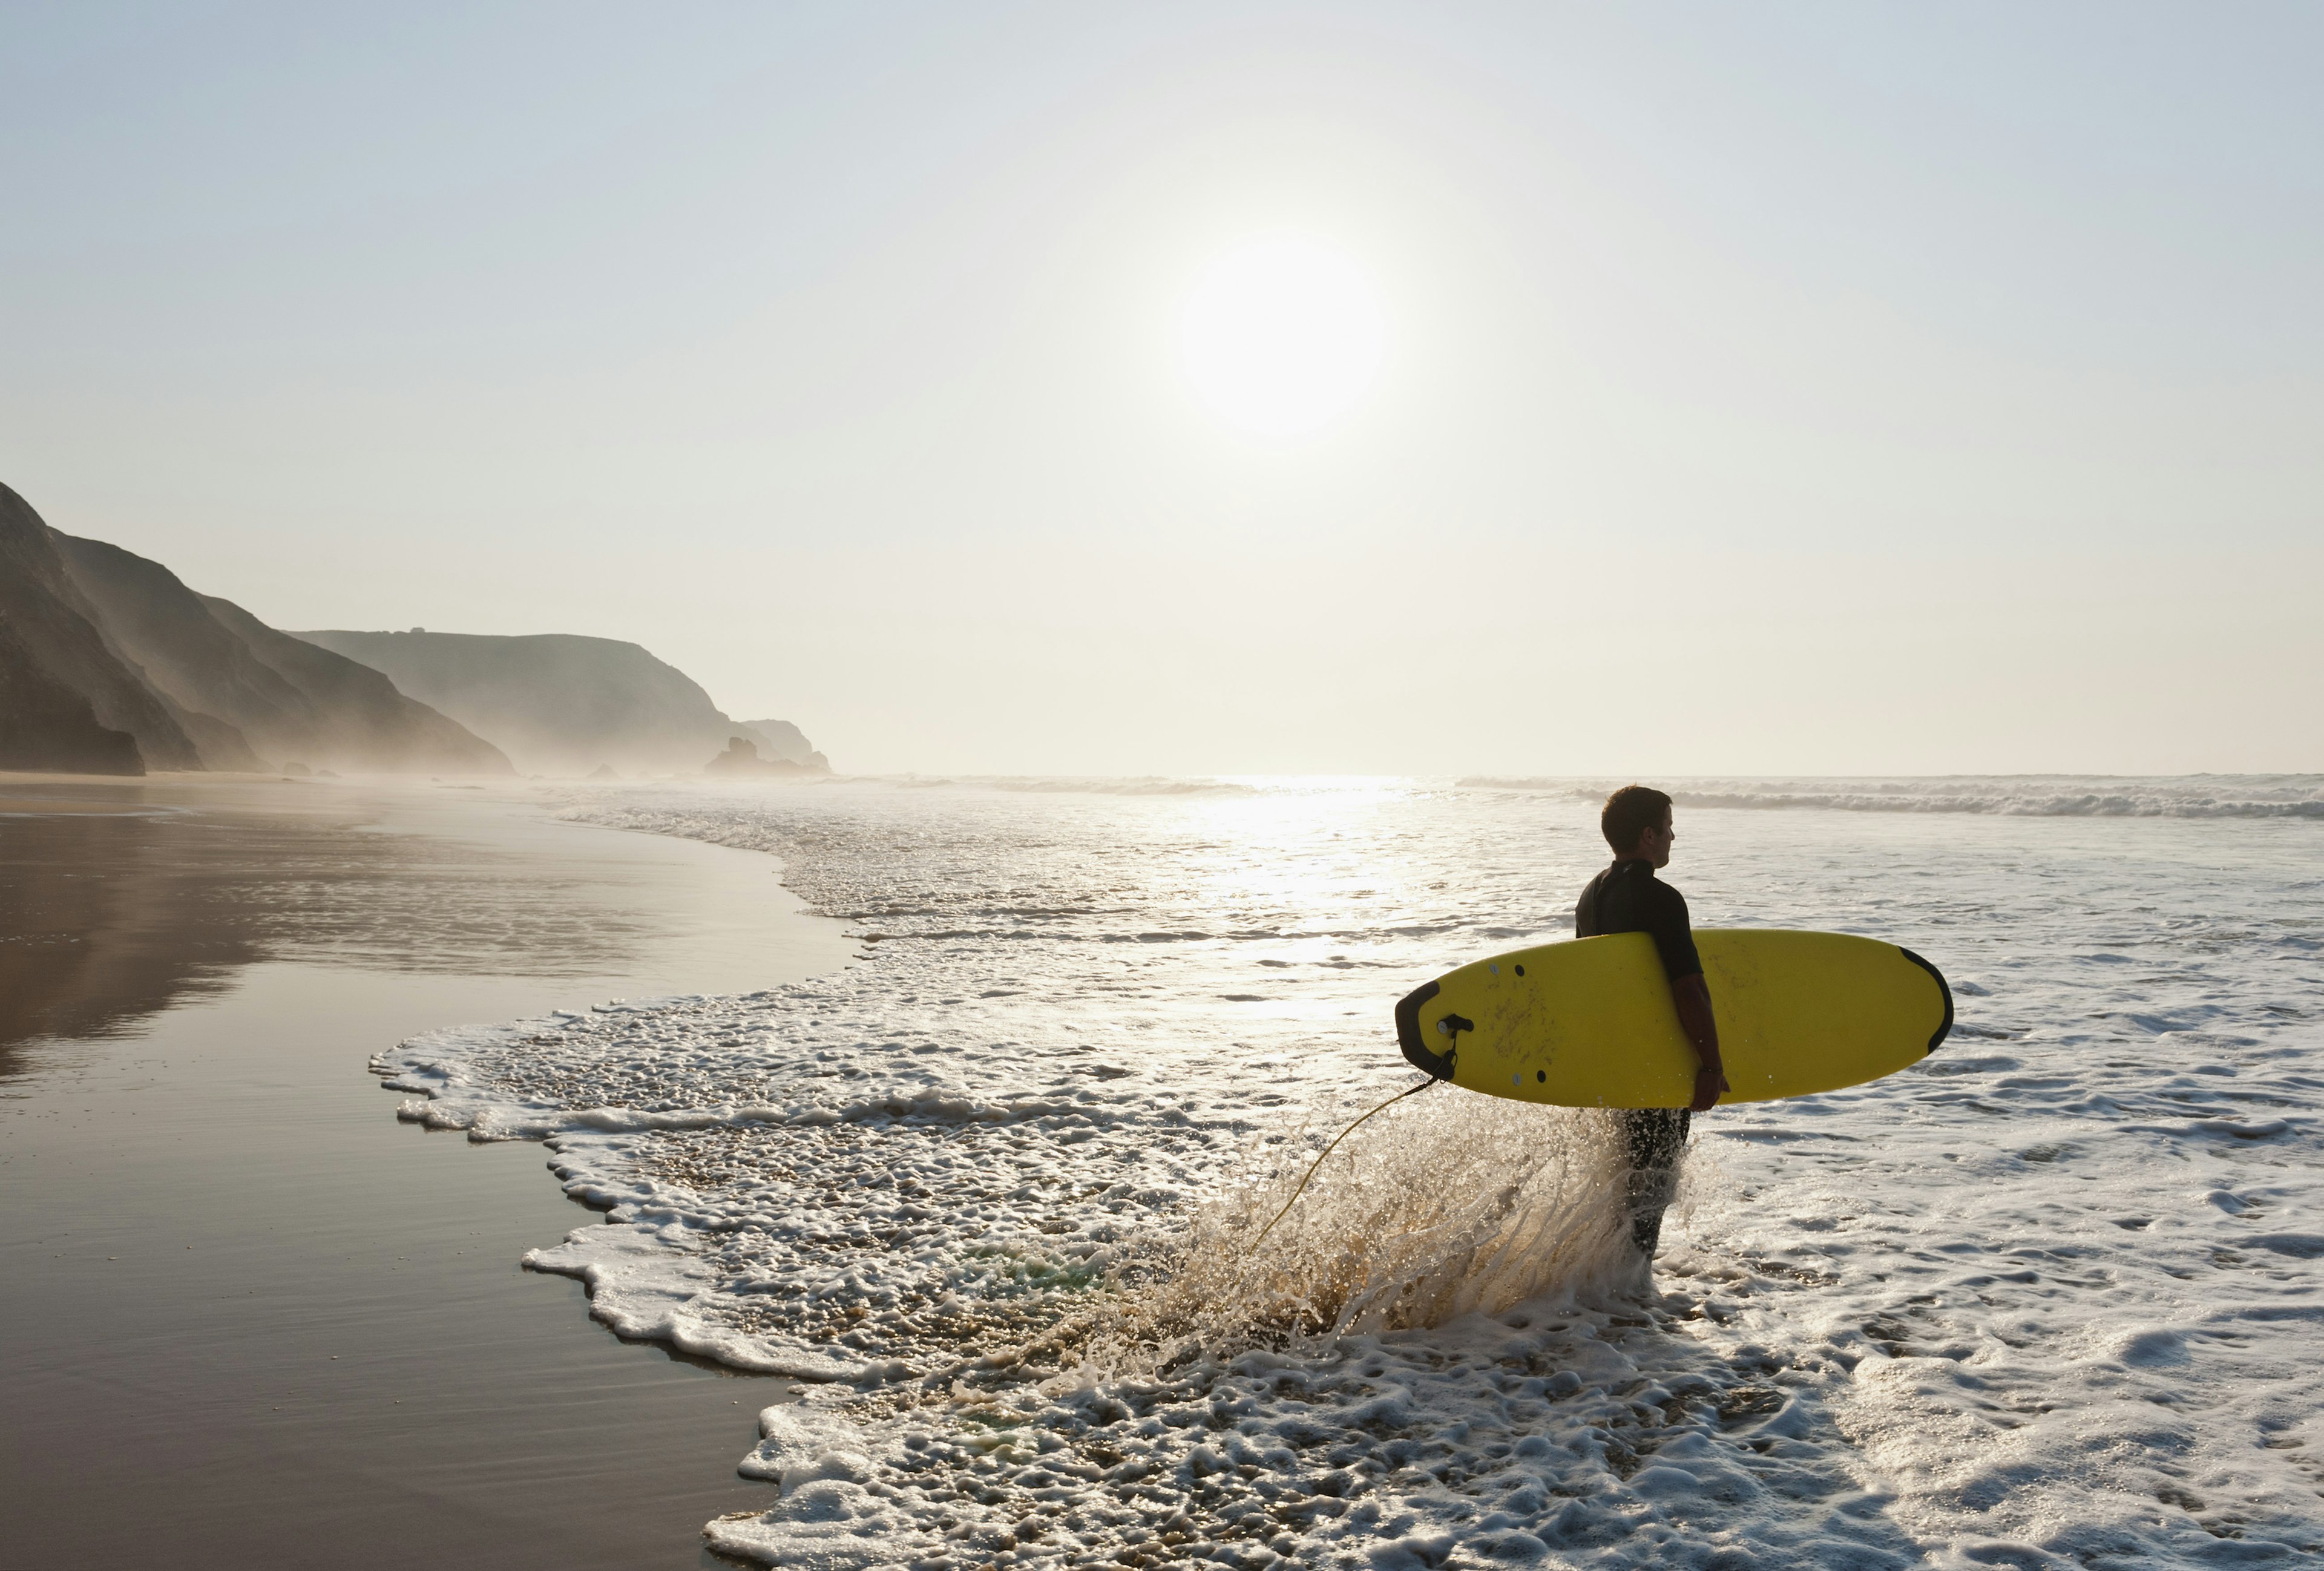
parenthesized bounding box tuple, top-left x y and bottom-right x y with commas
(0, 773, 858, 1569)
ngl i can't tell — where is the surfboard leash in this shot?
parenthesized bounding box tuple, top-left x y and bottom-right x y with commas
(1246, 1077, 1439, 1256)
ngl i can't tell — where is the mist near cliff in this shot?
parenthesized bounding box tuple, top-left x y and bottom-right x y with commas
(294, 628, 814, 778)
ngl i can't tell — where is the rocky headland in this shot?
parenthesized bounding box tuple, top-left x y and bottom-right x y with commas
(2, 480, 826, 779)
(291, 628, 829, 778)
(2, 482, 511, 776)
(53, 531, 512, 776)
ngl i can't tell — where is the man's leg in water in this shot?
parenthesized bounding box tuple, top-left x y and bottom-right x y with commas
(1618, 1107, 1693, 1257)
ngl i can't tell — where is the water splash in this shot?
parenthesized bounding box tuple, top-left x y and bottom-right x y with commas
(1043, 1095, 1650, 1380)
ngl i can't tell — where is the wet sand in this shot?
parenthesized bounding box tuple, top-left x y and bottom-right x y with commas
(0, 775, 859, 1569)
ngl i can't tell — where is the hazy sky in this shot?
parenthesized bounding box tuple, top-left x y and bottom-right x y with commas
(5, 3, 2319, 775)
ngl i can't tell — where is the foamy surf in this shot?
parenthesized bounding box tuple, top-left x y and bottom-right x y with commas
(376, 777, 2323, 1566)
(1460, 773, 2324, 819)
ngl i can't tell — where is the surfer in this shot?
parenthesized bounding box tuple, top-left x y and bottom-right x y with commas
(1577, 785, 1728, 1261)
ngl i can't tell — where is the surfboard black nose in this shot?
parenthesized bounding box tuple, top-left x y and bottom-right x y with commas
(1395, 979, 1457, 1079)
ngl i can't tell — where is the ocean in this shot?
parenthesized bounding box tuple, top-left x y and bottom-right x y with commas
(378, 776, 2324, 1569)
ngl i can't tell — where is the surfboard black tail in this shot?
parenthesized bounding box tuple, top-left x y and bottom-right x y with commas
(1395, 979, 1457, 1080)
(1897, 946, 1954, 1055)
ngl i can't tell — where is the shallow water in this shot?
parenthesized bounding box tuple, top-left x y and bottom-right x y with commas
(0, 778, 858, 1570)
(382, 776, 2324, 1567)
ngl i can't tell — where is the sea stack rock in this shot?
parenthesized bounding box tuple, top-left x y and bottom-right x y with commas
(703, 737, 814, 778)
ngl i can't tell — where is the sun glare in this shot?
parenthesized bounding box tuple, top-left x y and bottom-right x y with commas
(1177, 234, 1386, 439)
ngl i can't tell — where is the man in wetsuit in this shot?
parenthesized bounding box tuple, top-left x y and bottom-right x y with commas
(1576, 785, 1728, 1262)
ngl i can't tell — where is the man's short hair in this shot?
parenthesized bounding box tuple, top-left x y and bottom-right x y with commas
(1601, 784, 1673, 854)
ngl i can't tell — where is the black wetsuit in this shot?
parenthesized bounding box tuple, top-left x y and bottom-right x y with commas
(1575, 859, 1700, 1257)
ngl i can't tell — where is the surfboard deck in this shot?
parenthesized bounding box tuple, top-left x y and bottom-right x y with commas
(1394, 930, 1952, 1108)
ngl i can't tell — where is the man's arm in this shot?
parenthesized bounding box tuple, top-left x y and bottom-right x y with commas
(1646, 882, 1727, 1113)
(1671, 972, 1728, 1113)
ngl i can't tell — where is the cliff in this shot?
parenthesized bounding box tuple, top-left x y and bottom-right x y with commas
(1, 481, 515, 776)
(4, 479, 813, 781)
(0, 614, 146, 775)
(49, 532, 513, 776)
(292, 628, 824, 776)
(0, 483, 201, 773)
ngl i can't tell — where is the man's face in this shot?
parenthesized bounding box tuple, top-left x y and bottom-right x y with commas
(1637, 809, 1675, 869)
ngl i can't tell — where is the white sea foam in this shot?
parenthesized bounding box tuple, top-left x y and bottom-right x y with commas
(375, 778, 2324, 1566)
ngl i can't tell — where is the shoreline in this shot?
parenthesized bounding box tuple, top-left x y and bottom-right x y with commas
(0, 775, 859, 1569)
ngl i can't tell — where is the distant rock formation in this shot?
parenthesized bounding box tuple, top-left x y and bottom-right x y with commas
(0, 480, 514, 776)
(703, 737, 818, 778)
(735, 718, 830, 772)
(292, 628, 829, 777)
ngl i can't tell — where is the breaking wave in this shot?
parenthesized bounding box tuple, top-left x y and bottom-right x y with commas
(1459, 774, 2324, 819)
(886, 775, 1261, 798)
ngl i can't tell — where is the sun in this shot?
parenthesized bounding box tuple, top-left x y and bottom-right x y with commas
(1177, 234, 1387, 439)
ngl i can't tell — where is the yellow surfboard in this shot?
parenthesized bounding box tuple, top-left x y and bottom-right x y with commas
(1394, 930, 1952, 1108)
